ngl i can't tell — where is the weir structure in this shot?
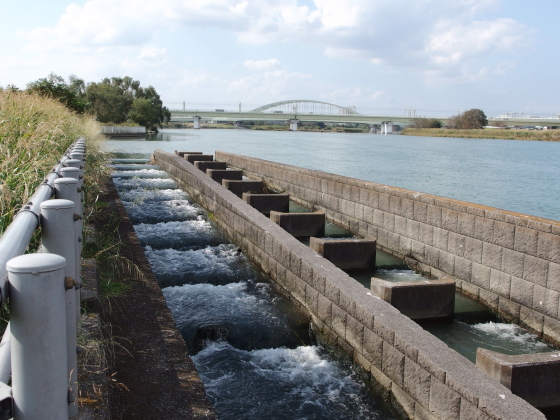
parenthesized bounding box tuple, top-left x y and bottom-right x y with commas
(154, 149, 553, 420)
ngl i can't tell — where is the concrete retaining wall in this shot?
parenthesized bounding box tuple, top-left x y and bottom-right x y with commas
(154, 149, 544, 420)
(216, 151, 560, 346)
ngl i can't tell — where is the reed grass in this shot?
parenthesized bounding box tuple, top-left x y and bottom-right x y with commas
(0, 90, 143, 403)
(0, 90, 103, 235)
(402, 127, 560, 141)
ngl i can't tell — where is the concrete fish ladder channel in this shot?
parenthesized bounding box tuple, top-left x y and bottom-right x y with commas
(111, 160, 393, 419)
(154, 149, 546, 420)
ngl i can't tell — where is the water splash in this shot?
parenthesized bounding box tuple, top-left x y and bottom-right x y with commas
(109, 164, 162, 171)
(111, 168, 169, 178)
(469, 322, 554, 354)
(134, 218, 224, 250)
(123, 200, 204, 224)
(145, 244, 256, 287)
(119, 188, 189, 203)
(113, 176, 178, 190)
(192, 342, 386, 420)
(375, 269, 425, 283)
(163, 281, 310, 353)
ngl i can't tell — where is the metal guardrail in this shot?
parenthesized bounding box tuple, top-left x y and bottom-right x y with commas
(0, 138, 86, 419)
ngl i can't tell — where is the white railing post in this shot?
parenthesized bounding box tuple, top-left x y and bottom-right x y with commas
(54, 178, 82, 321)
(7, 253, 68, 420)
(63, 160, 83, 188)
(40, 200, 78, 418)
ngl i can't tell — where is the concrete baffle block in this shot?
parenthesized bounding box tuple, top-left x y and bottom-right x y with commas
(175, 151, 202, 157)
(310, 237, 376, 270)
(195, 161, 227, 173)
(270, 211, 325, 238)
(370, 277, 455, 319)
(184, 154, 213, 164)
(242, 193, 289, 216)
(207, 169, 243, 184)
(223, 180, 264, 198)
(476, 348, 560, 408)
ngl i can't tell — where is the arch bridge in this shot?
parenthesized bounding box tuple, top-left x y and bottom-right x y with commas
(251, 100, 359, 115)
(169, 99, 560, 132)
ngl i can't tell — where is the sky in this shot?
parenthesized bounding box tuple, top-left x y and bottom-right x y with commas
(1, 0, 559, 117)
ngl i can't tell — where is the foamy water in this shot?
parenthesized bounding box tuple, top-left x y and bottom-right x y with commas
(163, 281, 309, 352)
(192, 342, 385, 420)
(112, 177, 178, 190)
(134, 218, 224, 250)
(375, 269, 426, 283)
(111, 168, 169, 178)
(469, 322, 554, 353)
(109, 164, 161, 171)
(145, 244, 256, 286)
(119, 188, 189, 203)
(123, 200, 204, 224)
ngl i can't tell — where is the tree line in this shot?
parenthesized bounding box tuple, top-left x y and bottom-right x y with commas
(409, 109, 488, 130)
(19, 73, 170, 131)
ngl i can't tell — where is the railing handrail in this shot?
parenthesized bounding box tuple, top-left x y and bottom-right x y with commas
(0, 142, 82, 306)
(0, 137, 86, 419)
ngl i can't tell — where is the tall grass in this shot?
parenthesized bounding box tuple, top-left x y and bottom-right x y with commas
(402, 127, 560, 141)
(0, 90, 103, 234)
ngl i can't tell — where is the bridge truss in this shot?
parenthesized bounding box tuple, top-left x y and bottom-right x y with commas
(252, 100, 359, 115)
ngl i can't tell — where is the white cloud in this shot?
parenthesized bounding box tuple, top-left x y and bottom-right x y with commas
(426, 19, 531, 65)
(17, 0, 535, 86)
(243, 59, 281, 70)
(138, 45, 167, 60)
(228, 70, 312, 99)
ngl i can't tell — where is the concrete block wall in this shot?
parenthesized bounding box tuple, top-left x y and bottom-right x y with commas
(154, 149, 544, 420)
(216, 151, 560, 345)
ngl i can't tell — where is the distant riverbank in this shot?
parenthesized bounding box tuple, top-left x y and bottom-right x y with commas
(165, 122, 370, 133)
(402, 128, 560, 141)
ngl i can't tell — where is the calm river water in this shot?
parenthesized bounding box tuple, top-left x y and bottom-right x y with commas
(105, 129, 560, 221)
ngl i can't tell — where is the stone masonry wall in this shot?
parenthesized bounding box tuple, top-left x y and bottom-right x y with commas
(216, 151, 560, 346)
(154, 149, 544, 420)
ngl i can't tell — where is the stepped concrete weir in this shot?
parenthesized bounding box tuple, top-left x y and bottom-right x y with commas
(476, 348, 560, 408)
(153, 149, 547, 420)
(207, 169, 243, 184)
(215, 151, 560, 347)
(371, 278, 456, 319)
(222, 180, 265, 197)
(194, 161, 227, 172)
(310, 237, 376, 270)
(270, 211, 326, 238)
(184, 154, 214, 164)
(175, 151, 202, 158)
(242, 193, 290, 216)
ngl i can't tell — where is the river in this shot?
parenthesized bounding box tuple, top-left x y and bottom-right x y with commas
(105, 129, 560, 222)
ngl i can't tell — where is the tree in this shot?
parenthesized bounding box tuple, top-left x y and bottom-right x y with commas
(27, 73, 88, 114)
(129, 98, 157, 130)
(132, 85, 170, 130)
(85, 82, 130, 124)
(85, 77, 170, 130)
(448, 109, 488, 129)
(410, 118, 443, 129)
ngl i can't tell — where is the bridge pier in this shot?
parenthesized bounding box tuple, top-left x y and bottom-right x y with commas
(370, 124, 378, 134)
(381, 121, 393, 135)
(193, 116, 201, 129)
(289, 119, 299, 131)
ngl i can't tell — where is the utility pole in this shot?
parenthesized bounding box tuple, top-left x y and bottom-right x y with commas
(239, 102, 241, 112)
(183, 101, 185, 112)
